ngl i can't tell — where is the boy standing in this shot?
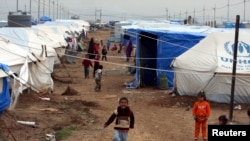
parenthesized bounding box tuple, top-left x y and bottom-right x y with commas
(104, 97, 134, 141)
(94, 65, 103, 92)
(82, 54, 93, 78)
(101, 45, 108, 61)
(192, 91, 211, 141)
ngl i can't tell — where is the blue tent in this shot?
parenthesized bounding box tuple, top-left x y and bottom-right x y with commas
(0, 63, 11, 114)
(40, 16, 52, 22)
(125, 28, 207, 89)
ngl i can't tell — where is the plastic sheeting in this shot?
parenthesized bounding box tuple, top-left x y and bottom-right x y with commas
(0, 63, 11, 113)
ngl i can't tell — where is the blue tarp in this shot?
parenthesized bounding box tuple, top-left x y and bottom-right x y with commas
(32, 20, 37, 25)
(0, 63, 11, 114)
(40, 16, 52, 22)
(125, 28, 206, 89)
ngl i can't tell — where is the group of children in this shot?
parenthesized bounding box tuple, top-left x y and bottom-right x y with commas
(80, 59, 229, 141)
(102, 90, 231, 141)
(82, 38, 233, 141)
(81, 54, 103, 92)
(103, 91, 228, 141)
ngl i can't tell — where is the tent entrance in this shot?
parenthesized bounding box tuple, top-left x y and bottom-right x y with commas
(139, 32, 157, 87)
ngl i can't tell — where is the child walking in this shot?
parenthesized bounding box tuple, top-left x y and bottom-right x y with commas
(82, 54, 93, 78)
(101, 45, 108, 61)
(192, 91, 211, 141)
(104, 97, 134, 141)
(94, 65, 103, 92)
(93, 54, 100, 78)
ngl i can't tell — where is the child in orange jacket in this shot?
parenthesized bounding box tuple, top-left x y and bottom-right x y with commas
(192, 91, 211, 141)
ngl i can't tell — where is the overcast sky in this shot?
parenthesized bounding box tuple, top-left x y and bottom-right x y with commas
(1, 0, 250, 24)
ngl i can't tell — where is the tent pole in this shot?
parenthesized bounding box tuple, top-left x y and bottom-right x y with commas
(229, 15, 240, 122)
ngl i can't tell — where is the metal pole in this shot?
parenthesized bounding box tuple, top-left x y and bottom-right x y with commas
(95, 8, 96, 21)
(49, 0, 50, 17)
(203, 6, 205, 25)
(57, 0, 58, 19)
(60, 4, 61, 19)
(213, 4, 216, 27)
(166, 8, 168, 20)
(193, 8, 195, 24)
(229, 15, 240, 122)
(227, 0, 229, 22)
(38, 0, 40, 23)
(17, 0, 18, 11)
(52, 0, 55, 20)
(100, 9, 102, 24)
(179, 10, 181, 20)
(43, 0, 45, 16)
(244, 0, 246, 21)
(30, 0, 31, 14)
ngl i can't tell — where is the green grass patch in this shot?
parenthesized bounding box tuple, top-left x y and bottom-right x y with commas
(55, 126, 76, 140)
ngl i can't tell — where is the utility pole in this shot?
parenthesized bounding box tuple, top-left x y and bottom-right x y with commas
(213, 4, 216, 27)
(227, 0, 229, 22)
(95, 8, 96, 21)
(185, 9, 187, 20)
(95, 9, 102, 23)
(38, 0, 40, 23)
(53, 0, 55, 20)
(30, 0, 31, 14)
(193, 8, 195, 24)
(166, 8, 168, 20)
(179, 10, 181, 20)
(203, 6, 205, 25)
(100, 9, 102, 25)
(49, 0, 50, 17)
(68, 10, 70, 19)
(60, 4, 61, 19)
(17, 0, 19, 11)
(43, 0, 45, 16)
(244, 0, 246, 21)
(57, 0, 58, 19)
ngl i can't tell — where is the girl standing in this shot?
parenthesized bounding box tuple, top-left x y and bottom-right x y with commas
(192, 91, 211, 141)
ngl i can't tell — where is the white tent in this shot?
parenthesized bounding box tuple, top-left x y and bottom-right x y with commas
(0, 27, 57, 71)
(55, 19, 90, 31)
(0, 38, 54, 110)
(44, 20, 88, 36)
(31, 25, 68, 60)
(172, 30, 250, 104)
(0, 30, 55, 93)
(31, 26, 67, 48)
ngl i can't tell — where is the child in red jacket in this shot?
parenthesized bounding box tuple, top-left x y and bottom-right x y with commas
(192, 91, 211, 141)
(82, 54, 93, 78)
(104, 97, 134, 141)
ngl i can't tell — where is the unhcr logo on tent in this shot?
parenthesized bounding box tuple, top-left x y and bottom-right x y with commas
(224, 41, 250, 57)
(220, 41, 250, 71)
